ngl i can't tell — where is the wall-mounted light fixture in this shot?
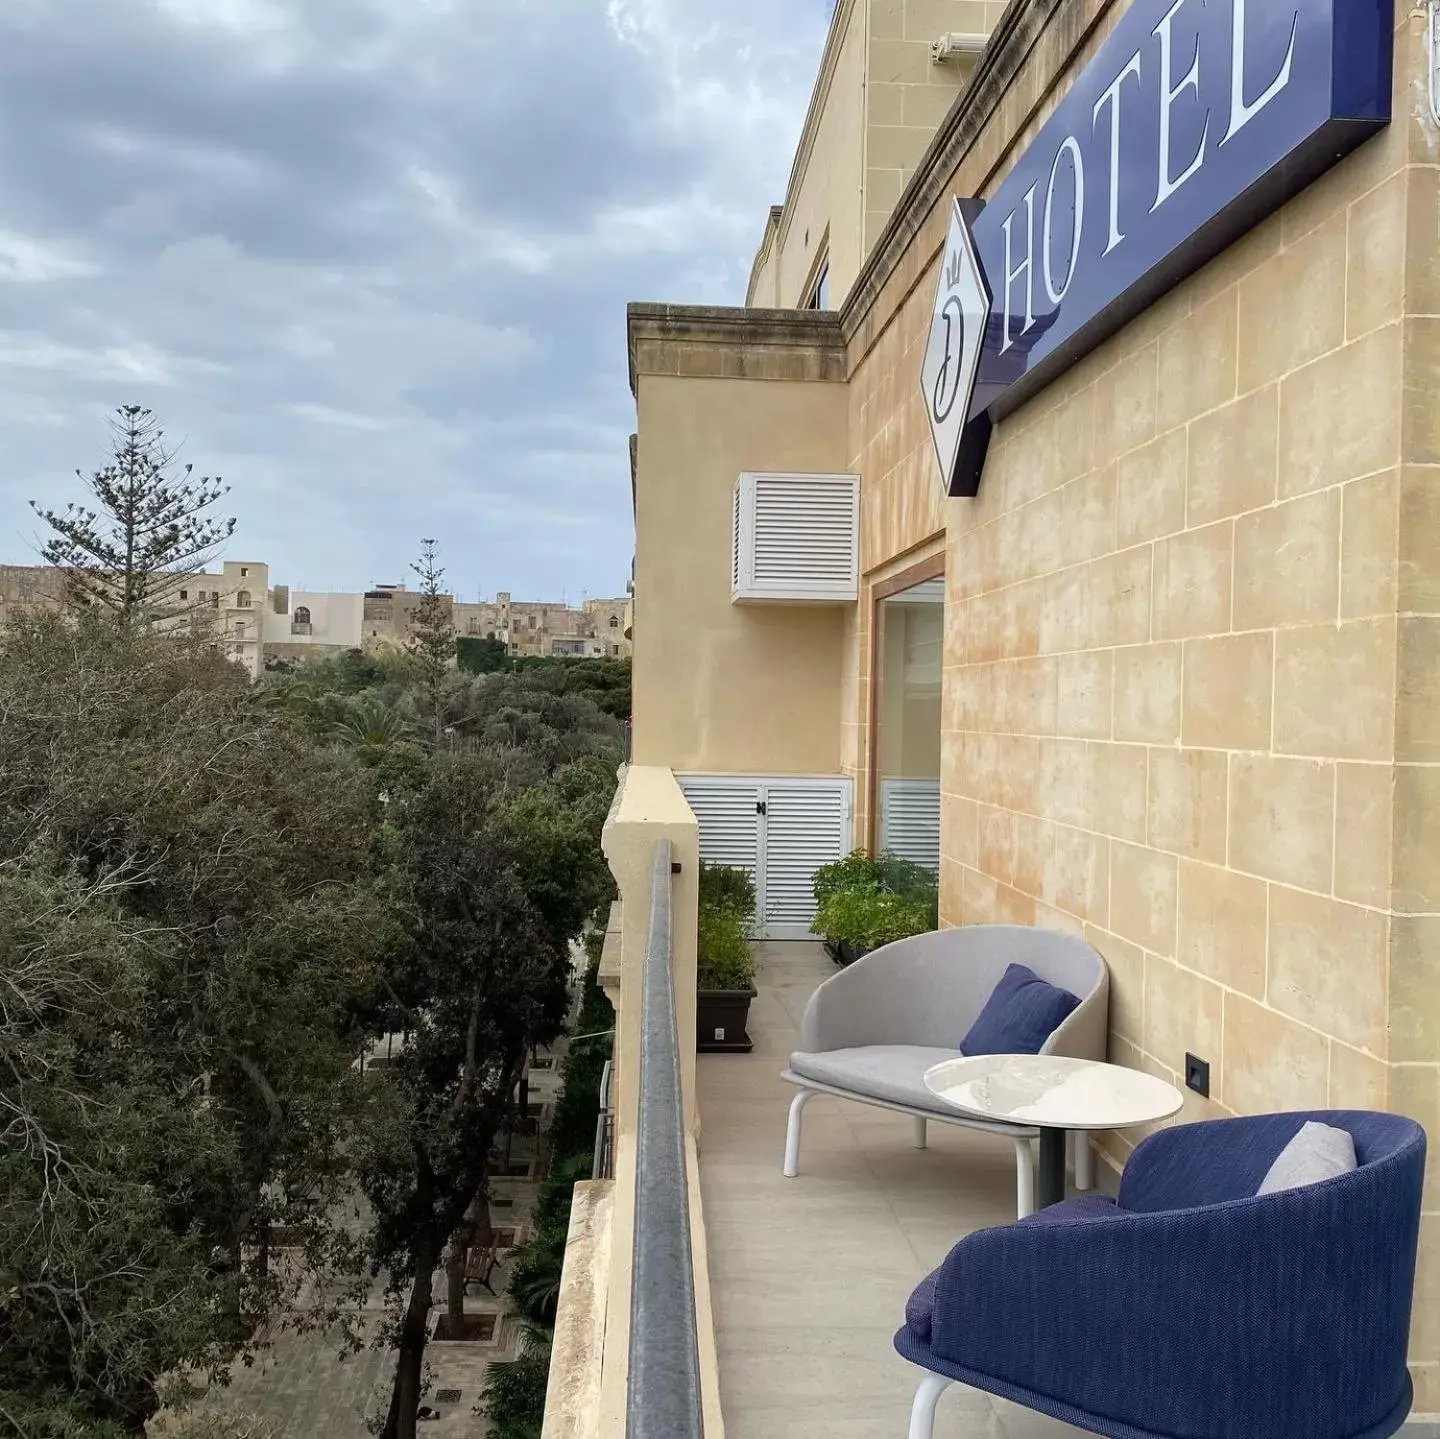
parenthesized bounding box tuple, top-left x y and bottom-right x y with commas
(930, 32, 988, 64)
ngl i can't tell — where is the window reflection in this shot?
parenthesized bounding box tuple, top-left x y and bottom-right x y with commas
(875, 576, 943, 872)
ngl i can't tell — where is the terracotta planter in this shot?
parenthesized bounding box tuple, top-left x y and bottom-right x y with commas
(696, 988, 756, 1053)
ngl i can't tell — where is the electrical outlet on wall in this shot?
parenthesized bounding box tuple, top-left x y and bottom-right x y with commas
(1185, 1053, 1211, 1099)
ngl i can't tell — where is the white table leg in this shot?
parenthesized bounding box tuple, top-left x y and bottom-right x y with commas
(1013, 1137, 1035, 1220)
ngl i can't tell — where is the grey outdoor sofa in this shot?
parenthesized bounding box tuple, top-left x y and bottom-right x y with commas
(782, 926, 1111, 1218)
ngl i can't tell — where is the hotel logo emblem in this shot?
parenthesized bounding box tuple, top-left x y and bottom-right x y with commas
(921, 199, 992, 498)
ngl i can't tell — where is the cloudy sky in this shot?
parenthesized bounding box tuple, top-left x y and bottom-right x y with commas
(0, 0, 827, 600)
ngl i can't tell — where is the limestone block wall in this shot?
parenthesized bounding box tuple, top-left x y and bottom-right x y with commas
(863, 0, 1008, 258)
(749, 0, 1007, 312)
(840, 0, 1438, 1409)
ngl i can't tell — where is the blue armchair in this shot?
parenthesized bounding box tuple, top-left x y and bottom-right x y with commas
(896, 1112, 1427, 1439)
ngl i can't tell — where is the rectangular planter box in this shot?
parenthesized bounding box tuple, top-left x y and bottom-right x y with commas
(697, 988, 756, 1053)
(824, 939, 870, 968)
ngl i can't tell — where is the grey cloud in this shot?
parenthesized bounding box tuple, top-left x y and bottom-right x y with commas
(0, 0, 827, 597)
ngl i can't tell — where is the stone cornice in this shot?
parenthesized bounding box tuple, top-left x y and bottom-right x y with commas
(745, 205, 787, 306)
(627, 303, 846, 394)
(840, 0, 1108, 349)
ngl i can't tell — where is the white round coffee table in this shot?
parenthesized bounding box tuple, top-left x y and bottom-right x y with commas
(924, 1055, 1184, 1211)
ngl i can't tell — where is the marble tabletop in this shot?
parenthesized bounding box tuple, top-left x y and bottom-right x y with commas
(924, 1054, 1185, 1132)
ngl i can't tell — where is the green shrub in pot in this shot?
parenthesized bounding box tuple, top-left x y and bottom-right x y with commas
(873, 854, 940, 930)
(811, 849, 938, 962)
(697, 861, 757, 992)
(698, 862, 757, 928)
(812, 884, 934, 954)
(812, 850, 882, 906)
(695, 862, 759, 1052)
(697, 904, 756, 992)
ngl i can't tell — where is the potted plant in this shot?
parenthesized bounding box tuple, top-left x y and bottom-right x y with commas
(811, 850, 938, 965)
(696, 862, 758, 1053)
(812, 850, 881, 965)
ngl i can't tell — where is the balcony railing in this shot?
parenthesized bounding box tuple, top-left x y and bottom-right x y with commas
(626, 839, 703, 1438)
(543, 767, 713, 1439)
(592, 1059, 614, 1182)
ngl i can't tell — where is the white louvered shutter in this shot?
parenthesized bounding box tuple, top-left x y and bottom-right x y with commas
(759, 779, 852, 940)
(678, 777, 761, 889)
(732, 473, 859, 603)
(731, 483, 743, 595)
(879, 778, 941, 874)
(679, 774, 853, 941)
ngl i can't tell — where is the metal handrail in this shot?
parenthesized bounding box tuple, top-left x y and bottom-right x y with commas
(626, 839, 703, 1438)
(591, 1059, 614, 1181)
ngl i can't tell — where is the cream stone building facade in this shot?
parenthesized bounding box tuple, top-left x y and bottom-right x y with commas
(626, 0, 1440, 1413)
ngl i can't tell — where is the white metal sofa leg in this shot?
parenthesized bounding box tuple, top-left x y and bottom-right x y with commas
(908, 1372, 952, 1439)
(913, 1116, 928, 1150)
(1074, 1130, 1094, 1191)
(784, 1090, 816, 1178)
(1013, 1137, 1035, 1220)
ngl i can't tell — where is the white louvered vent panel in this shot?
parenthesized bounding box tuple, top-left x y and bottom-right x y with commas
(879, 778, 941, 875)
(732, 472, 859, 603)
(760, 781, 851, 933)
(680, 774, 852, 941)
(731, 484, 743, 594)
(678, 778, 761, 885)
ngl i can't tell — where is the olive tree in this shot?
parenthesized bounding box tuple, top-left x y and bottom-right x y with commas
(361, 750, 616, 1439)
(0, 612, 391, 1434)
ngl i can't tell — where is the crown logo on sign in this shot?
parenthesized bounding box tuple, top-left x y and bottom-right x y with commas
(945, 246, 966, 291)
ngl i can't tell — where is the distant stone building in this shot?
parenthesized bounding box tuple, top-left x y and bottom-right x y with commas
(0, 563, 66, 629)
(359, 583, 453, 653)
(0, 562, 631, 672)
(0, 560, 364, 679)
(450, 592, 632, 660)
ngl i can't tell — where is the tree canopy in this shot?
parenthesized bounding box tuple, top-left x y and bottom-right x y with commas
(0, 612, 392, 1435)
(0, 518, 623, 1439)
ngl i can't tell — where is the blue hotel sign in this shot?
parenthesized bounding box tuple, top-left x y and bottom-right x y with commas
(925, 0, 1394, 498)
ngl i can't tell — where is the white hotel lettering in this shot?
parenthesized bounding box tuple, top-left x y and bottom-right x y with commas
(1153, 0, 1208, 212)
(1043, 136, 1085, 306)
(1092, 51, 1143, 258)
(998, 0, 1301, 355)
(1000, 184, 1038, 354)
(1224, 0, 1299, 145)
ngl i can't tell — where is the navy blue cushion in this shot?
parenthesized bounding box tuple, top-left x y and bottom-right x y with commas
(1015, 1195, 1127, 1227)
(905, 1269, 938, 1344)
(960, 963, 1080, 1056)
(895, 1112, 1427, 1439)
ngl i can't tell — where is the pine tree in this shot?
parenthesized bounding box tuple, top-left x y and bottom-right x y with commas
(31, 405, 235, 627)
(407, 538, 454, 742)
